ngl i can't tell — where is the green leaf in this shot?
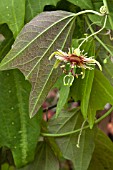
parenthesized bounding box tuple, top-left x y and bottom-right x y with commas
(56, 83, 70, 117)
(48, 108, 96, 170)
(67, 0, 93, 9)
(97, 34, 113, 84)
(1, 163, 9, 170)
(70, 39, 95, 119)
(25, 0, 60, 22)
(88, 129, 113, 170)
(0, 11, 75, 117)
(1, 163, 15, 170)
(0, 70, 42, 168)
(52, 74, 64, 89)
(0, 0, 25, 38)
(102, 57, 113, 85)
(18, 141, 59, 170)
(71, 70, 94, 119)
(88, 69, 113, 128)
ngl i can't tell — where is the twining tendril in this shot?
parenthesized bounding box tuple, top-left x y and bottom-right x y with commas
(78, 11, 108, 49)
(100, 6, 107, 14)
(104, 29, 113, 40)
(76, 119, 87, 148)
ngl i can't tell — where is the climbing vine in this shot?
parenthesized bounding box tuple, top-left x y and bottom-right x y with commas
(0, 0, 113, 170)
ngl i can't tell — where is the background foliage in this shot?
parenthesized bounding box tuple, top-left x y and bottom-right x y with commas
(0, 0, 113, 170)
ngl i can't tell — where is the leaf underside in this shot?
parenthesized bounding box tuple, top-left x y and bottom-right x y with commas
(0, 11, 75, 117)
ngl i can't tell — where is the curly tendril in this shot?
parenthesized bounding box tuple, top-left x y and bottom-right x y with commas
(100, 6, 107, 14)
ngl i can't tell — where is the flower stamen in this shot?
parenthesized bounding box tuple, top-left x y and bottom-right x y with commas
(49, 47, 102, 86)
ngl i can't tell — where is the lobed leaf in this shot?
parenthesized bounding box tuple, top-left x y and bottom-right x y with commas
(48, 108, 96, 170)
(0, 11, 75, 117)
(0, 70, 42, 167)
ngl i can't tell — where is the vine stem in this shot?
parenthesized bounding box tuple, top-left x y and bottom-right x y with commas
(78, 14, 108, 49)
(41, 7, 109, 138)
(85, 16, 113, 56)
(41, 106, 113, 137)
(103, 0, 113, 30)
(73, 9, 104, 18)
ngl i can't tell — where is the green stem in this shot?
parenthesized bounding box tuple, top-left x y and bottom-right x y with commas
(103, 0, 108, 9)
(78, 14, 108, 49)
(73, 9, 104, 17)
(41, 106, 113, 137)
(103, 0, 113, 30)
(95, 106, 113, 124)
(86, 17, 113, 56)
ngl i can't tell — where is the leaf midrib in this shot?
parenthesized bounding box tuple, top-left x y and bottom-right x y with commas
(30, 18, 75, 115)
(26, 16, 75, 79)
